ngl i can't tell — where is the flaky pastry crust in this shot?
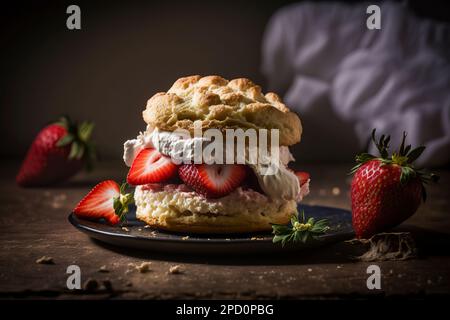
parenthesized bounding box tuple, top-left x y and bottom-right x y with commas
(143, 75, 302, 146)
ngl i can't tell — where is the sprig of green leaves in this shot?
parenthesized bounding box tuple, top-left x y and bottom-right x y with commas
(271, 210, 330, 247)
(113, 182, 134, 223)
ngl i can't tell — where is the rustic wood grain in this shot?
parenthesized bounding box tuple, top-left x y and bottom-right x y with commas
(0, 161, 449, 299)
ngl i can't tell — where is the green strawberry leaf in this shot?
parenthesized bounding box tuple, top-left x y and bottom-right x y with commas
(78, 121, 94, 142)
(56, 134, 74, 147)
(69, 142, 80, 159)
(407, 146, 426, 163)
(113, 197, 122, 214)
(113, 183, 135, 223)
(54, 116, 96, 170)
(400, 166, 416, 184)
(56, 115, 71, 129)
(76, 144, 85, 160)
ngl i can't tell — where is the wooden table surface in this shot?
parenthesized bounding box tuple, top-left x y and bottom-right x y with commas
(1, 160, 449, 299)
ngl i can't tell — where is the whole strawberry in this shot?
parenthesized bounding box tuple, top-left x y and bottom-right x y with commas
(16, 116, 95, 187)
(350, 130, 438, 239)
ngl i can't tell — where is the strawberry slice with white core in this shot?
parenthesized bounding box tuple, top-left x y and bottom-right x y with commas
(295, 171, 310, 186)
(74, 180, 120, 225)
(179, 164, 247, 198)
(127, 148, 178, 185)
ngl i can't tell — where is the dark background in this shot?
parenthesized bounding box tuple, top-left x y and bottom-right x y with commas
(2, 0, 450, 162)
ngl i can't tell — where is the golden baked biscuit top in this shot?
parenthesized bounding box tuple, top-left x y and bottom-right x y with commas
(143, 75, 302, 146)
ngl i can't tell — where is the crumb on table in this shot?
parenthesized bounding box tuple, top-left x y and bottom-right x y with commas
(136, 262, 152, 273)
(35, 256, 54, 265)
(98, 265, 109, 273)
(169, 265, 182, 274)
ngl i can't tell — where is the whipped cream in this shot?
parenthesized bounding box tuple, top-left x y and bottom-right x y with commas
(123, 127, 303, 201)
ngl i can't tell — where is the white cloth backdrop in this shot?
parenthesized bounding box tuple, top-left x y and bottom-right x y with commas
(262, 2, 450, 167)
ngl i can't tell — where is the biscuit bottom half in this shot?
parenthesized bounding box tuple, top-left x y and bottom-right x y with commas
(134, 185, 297, 233)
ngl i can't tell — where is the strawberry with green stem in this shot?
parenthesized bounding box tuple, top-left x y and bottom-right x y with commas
(74, 180, 134, 225)
(16, 116, 96, 187)
(113, 182, 134, 222)
(350, 129, 439, 239)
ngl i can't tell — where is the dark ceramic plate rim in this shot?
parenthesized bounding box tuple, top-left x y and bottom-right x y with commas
(68, 205, 354, 245)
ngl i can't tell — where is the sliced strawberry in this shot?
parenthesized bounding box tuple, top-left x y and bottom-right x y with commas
(73, 180, 120, 225)
(179, 164, 247, 198)
(127, 148, 178, 185)
(295, 171, 310, 186)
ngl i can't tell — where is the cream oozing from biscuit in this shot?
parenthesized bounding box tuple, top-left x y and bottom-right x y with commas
(123, 127, 306, 201)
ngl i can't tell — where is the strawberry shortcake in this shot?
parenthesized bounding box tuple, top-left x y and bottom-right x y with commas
(123, 75, 309, 233)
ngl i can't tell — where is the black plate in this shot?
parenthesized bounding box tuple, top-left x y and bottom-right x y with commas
(69, 204, 354, 254)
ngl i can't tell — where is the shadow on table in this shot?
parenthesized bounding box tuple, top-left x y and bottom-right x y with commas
(398, 225, 450, 256)
(90, 226, 450, 266)
(91, 238, 361, 265)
